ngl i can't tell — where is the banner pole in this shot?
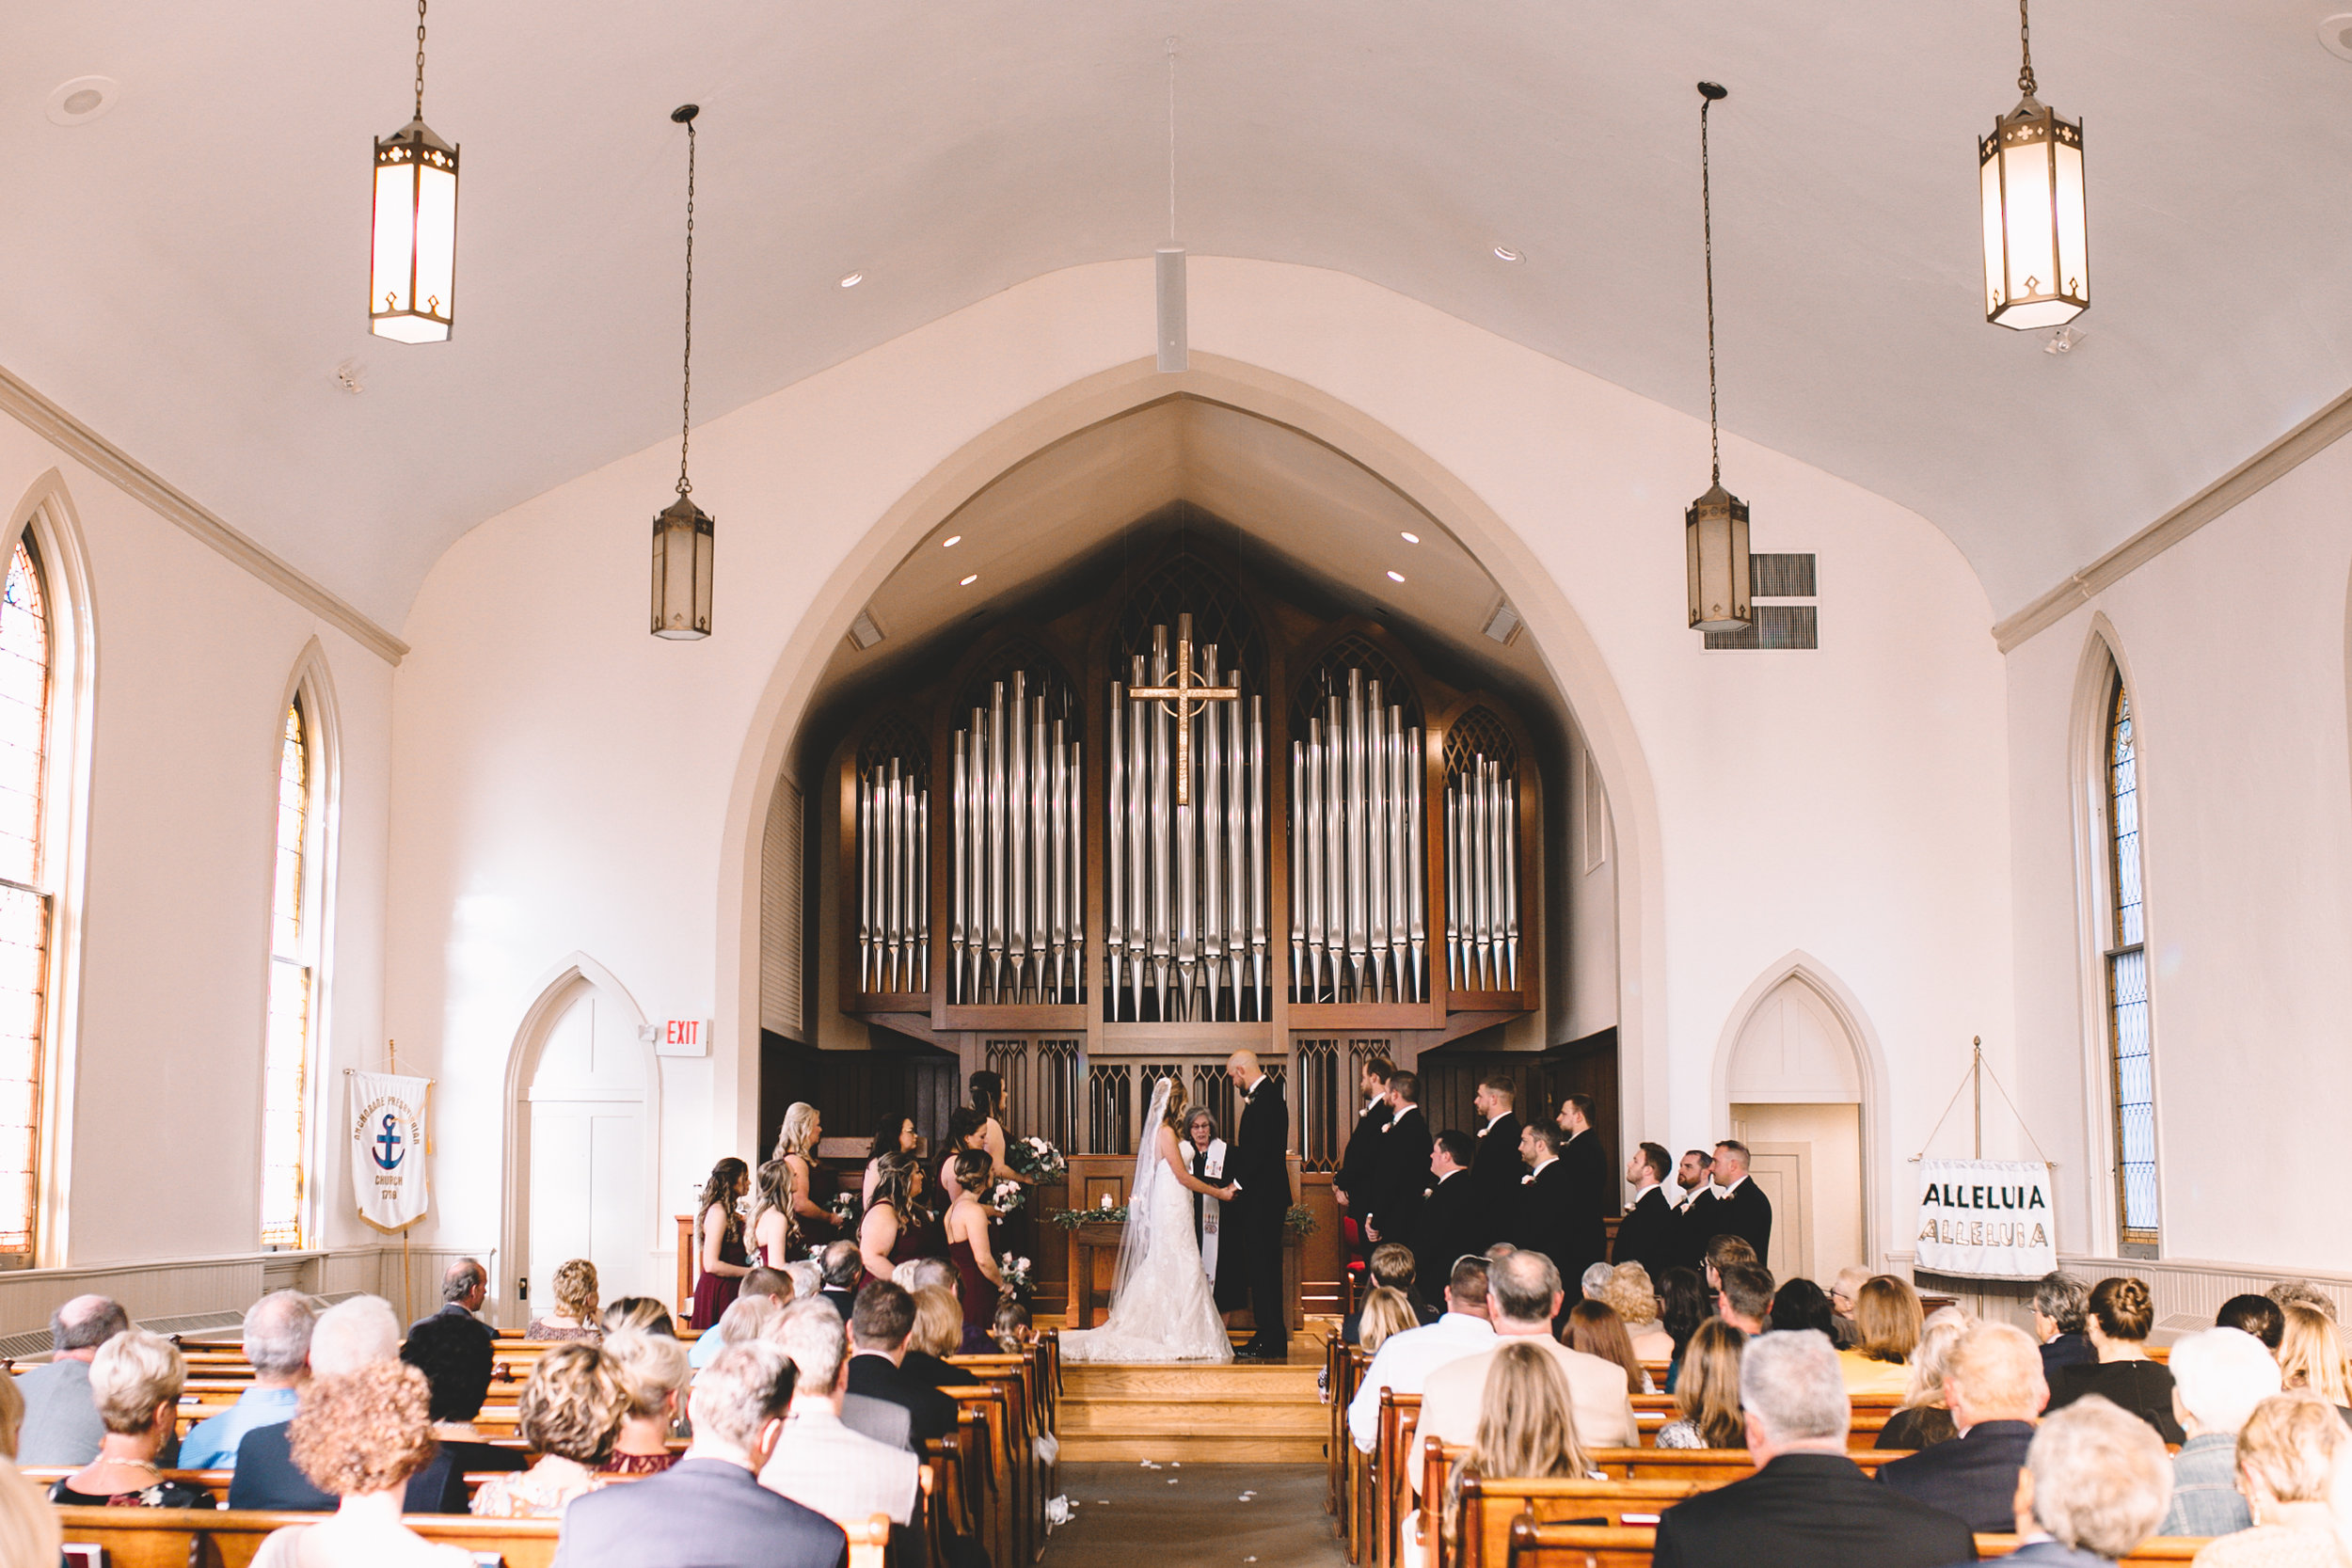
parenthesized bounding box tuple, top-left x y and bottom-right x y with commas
(1971, 1037, 1981, 1160)
(401, 1223, 414, 1323)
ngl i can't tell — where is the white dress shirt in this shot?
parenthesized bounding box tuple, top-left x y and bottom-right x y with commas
(1346, 1312, 1497, 1451)
(1626, 1180, 1660, 1213)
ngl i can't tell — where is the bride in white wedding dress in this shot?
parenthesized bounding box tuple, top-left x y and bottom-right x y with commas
(1061, 1077, 1236, 1363)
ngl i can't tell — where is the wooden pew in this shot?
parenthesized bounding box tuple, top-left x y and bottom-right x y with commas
(1501, 1524, 2204, 1568)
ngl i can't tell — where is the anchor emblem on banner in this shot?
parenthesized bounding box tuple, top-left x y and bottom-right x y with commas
(372, 1112, 405, 1171)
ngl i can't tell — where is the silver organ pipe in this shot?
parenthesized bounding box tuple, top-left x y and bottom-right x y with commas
(854, 753, 930, 995)
(1107, 687, 1125, 1004)
(1406, 719, 1425, 1001)
(1104, 622, 1269, 1022)
(1289, 669, 1429, 1005)
(1440, 755, 1518, 992)
(943, 675, 1085, 1005)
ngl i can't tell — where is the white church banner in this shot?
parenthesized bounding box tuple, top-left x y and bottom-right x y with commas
(1915, 1159, 2055, 1278)
(350, 1072, 431, 1231)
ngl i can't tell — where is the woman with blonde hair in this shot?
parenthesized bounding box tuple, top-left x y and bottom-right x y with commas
(1837, 1275, 1924, 1396)
(944, 1148, 1006, 1351)
(48, 1329, 212, 1507)
(1429, 1342, 1594, 1559)
(2048, 1276, 2185, 1443)
(1875, 1307, 1976, 1450)
(598, 1328, 688, 1475)
(0, 1460, 59, 1565)
(1358, 1286, 1419, 1354)
(2190, 1391, 2347, 1567)
(2274, 1302, 2351, 1413)
(687, 1157, 750, 1329)
(601, 1296, 677, 1337)
(747, 1158, 797, 1269)
(1602, 1263, 1673, 1362)
(250, 1363, 469, 1567)
(1656, 1319, 1746, 1449)
(771, 1101, 837, 1242)
(527, 1258, 602, 1342)
(471, 1343, 627, 1517)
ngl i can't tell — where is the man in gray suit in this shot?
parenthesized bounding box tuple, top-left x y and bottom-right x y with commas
(17, 1294, 132, 1466)
(554, 1340, 847, 1568)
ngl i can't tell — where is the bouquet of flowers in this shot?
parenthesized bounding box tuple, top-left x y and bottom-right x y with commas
(829, 1192, 859, 1228)
(998, 1252, 1036, 1302)
(1006, 1134, 1066, 1183)
(989, 1178, 1026, 1216)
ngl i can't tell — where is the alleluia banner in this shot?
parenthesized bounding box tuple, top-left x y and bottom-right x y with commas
(1915, 1159, 2055, 1278)
(349, 1071, 431, 1231)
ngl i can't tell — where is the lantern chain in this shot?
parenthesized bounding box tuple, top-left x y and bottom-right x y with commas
(1699, 86, 1721, 489)
(678, 109, 697, 499)
(414, 0, 428, 120)
(2017, 0, 2037, 99)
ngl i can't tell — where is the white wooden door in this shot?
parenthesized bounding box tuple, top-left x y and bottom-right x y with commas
(525, 989, 650, 1309)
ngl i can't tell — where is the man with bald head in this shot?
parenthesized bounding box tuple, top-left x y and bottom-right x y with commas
(410, 1257, 490, 1337)
(1214, 1050, 1292, 1360)
(181, 1291, 315, 1468)
(17, 1293, 134, 1465)
(1877, 1321, 2049, 1529)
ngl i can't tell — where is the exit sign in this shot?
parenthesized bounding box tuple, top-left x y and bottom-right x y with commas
(655, 1019, 711, 1057)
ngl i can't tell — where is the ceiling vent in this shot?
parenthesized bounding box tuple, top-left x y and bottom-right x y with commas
(847, 609, 887, 651)
(1704, 553, 1818, 650)
(1482, 600, 1522, 646)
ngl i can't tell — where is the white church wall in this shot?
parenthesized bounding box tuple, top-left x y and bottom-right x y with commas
(0, 424, 394, 1275)
(2004, 433, 2352, 1275)
(385, 257, 2011, 1278)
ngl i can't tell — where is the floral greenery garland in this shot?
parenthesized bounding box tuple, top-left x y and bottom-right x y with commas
(1048, 1203, 1318, 1236)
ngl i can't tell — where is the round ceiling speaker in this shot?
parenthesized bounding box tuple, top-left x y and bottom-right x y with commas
(2320, 14, 2352, 62)
(45, 76, 119, 127)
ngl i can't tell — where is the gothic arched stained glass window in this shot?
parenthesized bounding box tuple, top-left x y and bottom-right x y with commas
(2103, 673, 2158, 1250)
(261, 698, 313, 1248)
(0, 540, 54, 1257)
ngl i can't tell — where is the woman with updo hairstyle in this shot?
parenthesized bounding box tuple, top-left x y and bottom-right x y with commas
(471, 1343, 627, 1517)
(2046, 1276, 2185, 1442)
(598, 1328, 689, 1474)
(1602, 1263, 1673, 1363)
(528, 1258, 603, 1342)
(945, 1146, 1006, 1351)
(48, 1329, 213, 1507)
(1837, 1275, 1924, 1397)
(249, 1363, 468, 1567)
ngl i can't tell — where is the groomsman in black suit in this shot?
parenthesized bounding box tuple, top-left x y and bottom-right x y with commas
(1365, 1071, 1432, 1252)
(1611, 1141, 1678, 1282)
(1510, 1121, 1576, 1275)
(1412, 1131, 1479, 1307)
(1698, 1137, 1772, 1262)
(1333, 1057, 1394, 1251)
(1466, 1074, 1522, 1249)
(1215, 1050, 1293, 1360)
(1552, 1093, 1611, 1284)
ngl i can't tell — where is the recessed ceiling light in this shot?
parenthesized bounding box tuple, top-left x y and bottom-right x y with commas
(1492, 245, 1523, 263)
(2321, 13, 2352, 60)
(1386, 570, 1406, 584)
(46, 76, 119, 127)
(960, 574, 978, 587)
(839, 273, 864, 288)
(942, 534, 962, 547)
(1400, 531, 1421, 545)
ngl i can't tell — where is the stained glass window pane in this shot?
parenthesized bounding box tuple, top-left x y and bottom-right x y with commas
(0, 542, 52, 1257)
(2106, 679, 2157, 1241)
(260, 700, 311, 1248)
(0, 545, 49, 890)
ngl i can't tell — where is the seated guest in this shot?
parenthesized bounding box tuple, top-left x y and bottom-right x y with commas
(1412, 1249, 1637, 1493)
(182, 1290, 314, 1468)
(846, 1281, 958, 1443)
(2274, 1302, 2352, 1419)
(1699, 1234, 1756, 1292)
(1417, 1342, 1595, 1568)
(401, 1313, 531, 1480)
(818, 1241, 862, 1319)
(1347, 1256, 1496, 1452)
(1344, 1244, 1427, 1343)
(692, 1267, 792, 1370)
(1878, 1323, 2046, 1529)
(2265, 1281, 2338, 1323)
(601, 1327, 690, 1474)
(783, 1260, 823, 1301)
(1877, 1309, 1974, 1451)
(1829, 1266, 1869, 1349)
(898, 1256, 958, 1294)
(1604, 1263, 1674, 1362)
(472, 1343, 625, 1517)
(527, 1257, 604, 1342)
(551, 1340, 848, 1568)
(2190, 1392, 2347, 1568)
(232, 1295, 467, 1514)
(0, 1458, 59, 1563)
(1651, 1329, 1976, 1568)
(1581, 1261, 1616, 1300)
(47, 1330, 213, 1508)
(991, 1302, 1031, 1353)
(1999, 1395, 2176, 1568)
(1660, 1265, 1711, 1392)
(1839, 1275, 1924, 1397)
(1358, 1286, 1420, 1354)
(604, 1295, 678, 1337)
(1656, 1319, 1746, 1449)
(410, 1259, 492, 1338)
(1567, 1298, 1651, 1394)
(760, 1301, 920, 1529)
(2048, 1277, 2185, 1443)
(16, 1293, 133, 1466)
(2033, 1271, 2094, 1383)
(1716, 1262, 1775, 1335)
(246, 1364, 469, 1568)
(904, 1284, 972, 1387)
(1770, 1277, 1836, 1337)
(2162, 1326, 2281, 1537)
(2217, 1294, 2286, 1353)
(0, 1370, 21, 1458)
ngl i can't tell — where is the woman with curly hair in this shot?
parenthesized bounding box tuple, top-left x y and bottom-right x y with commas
(688, 1157, 751, 1328)
(528, 1258, 603, 1343)
(250, 1362, 469, 1567)
(1602, 1263, 1673, 1363)
(471, 1343, 626, 1517)
(771, 1102, 837, 1242)
(858, 1150, 943, 1288)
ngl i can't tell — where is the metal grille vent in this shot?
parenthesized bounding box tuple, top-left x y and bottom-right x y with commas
(1119, 554, 1266, 690)
(1704, 604, 1819, 650)
(1292, 635, 1422, 736)
(1444, 705, 1518, 780)
(958, 641, 1083, 740)
(858, 713, 930, 789)
(1750, 553, 1818, 597)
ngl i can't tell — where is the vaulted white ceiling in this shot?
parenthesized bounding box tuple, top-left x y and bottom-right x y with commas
(7, 3, 2348, 627)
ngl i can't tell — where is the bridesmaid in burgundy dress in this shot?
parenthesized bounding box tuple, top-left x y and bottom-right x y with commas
(687, 1158, 750, 1330)
(859, 1151, 945, 1290)
(944, 1149, 1005, 1352)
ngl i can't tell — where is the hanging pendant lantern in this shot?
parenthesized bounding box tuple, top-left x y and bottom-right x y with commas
(652, 104, 713, 641)
(1686, 82, 1751, 634)
(1979, 0, 2088, 330)
(370, 0, 459, 342)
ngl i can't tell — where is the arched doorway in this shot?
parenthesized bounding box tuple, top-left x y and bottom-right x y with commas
(1723, 970, 1874, 1284)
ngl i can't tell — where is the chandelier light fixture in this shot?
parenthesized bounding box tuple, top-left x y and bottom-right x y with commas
(1156, 36, 1187, 373)
(651, 104, 714, 641)
(1686, 82, 1751, 635)
(1979, 0, 2088, 329)
(370, 0, 459, 342)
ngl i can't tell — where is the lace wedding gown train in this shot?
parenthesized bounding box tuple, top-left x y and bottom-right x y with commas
(1061, 1086, 1233, 1364)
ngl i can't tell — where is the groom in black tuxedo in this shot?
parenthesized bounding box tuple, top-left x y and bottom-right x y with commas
(1215, 1050, 1291, 1360)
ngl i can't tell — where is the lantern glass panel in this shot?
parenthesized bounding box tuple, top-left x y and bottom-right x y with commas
(371, 131, 457, 344)
(1685, 494, 1752, 633)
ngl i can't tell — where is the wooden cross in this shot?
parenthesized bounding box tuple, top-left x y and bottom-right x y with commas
(1128, 612, 1240, 805)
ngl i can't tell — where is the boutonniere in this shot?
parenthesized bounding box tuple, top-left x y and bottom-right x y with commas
(1520, 1173, 1534, 1185)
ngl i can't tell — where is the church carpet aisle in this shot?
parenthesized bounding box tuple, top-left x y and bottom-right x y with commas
(1044, 1461, 1344, 1568)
